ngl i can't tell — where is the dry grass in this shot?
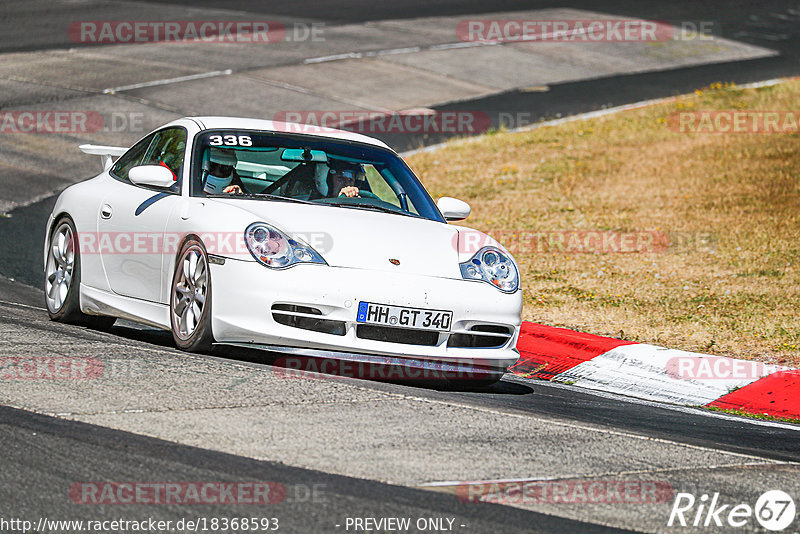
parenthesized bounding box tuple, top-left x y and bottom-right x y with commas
(406, 80, 800, 366)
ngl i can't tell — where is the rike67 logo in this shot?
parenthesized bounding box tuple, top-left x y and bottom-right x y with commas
(668, 490, 795, 531)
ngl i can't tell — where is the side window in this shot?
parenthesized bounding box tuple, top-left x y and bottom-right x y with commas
(110, 133, 155, 183)
(141, 128, 187, 180)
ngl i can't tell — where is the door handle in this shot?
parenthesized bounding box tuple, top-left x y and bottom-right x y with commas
(100, 204, 113, 219)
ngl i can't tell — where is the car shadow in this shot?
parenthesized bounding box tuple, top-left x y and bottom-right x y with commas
(109, 321, 533, 396)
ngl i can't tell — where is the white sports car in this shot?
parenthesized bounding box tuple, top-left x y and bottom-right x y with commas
(44, 117, 521, 382)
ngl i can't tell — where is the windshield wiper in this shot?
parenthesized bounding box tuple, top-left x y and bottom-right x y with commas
(209, 194, 416, 216)
(324, 201, 417, 217)
(208, 193, 314, 205)
(244, 193, 316, 204)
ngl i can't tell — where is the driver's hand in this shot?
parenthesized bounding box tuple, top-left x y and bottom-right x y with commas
(223, 185, 243, 194)
(338, 186, 360, 198)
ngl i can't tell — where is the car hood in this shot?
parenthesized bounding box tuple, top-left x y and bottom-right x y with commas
(210, 198, 463, 278)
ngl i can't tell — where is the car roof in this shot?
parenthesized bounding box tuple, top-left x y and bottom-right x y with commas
(184, 116, 392, 150)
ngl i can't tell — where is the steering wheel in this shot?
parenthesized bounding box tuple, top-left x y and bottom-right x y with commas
(341, 190, 379, 200)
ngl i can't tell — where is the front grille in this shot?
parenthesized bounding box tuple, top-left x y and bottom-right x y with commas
(356, 325, 439, 346)
(272, 304, 322, 315)
(447, 333, 508, 348)
(272, 304, 345, 336)
(470, 324, 512, 335)
(447, 324, 512, 348)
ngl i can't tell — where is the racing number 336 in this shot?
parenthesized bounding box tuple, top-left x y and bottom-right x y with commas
(209, 135, 252, 146)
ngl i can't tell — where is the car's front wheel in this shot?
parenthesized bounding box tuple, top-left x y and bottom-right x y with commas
(45, 216, 116, 330)
(170, 238, 214, 352)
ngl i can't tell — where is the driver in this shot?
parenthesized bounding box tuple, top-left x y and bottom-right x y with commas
(202, 148, 245, 194)
(324, 161, 367, 198)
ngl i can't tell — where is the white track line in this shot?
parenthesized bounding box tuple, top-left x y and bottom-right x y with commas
(304, 40, 504, 64)
(0, 298, 46, 311)
(102, 69, 233, 94)
(420, 460, 782, 487)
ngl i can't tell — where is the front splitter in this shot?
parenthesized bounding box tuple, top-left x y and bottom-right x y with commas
(215, 342, 516, 381)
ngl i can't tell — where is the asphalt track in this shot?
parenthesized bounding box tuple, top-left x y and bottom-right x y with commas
(2, 1, 800, 533)
(1, 405, 622, 534)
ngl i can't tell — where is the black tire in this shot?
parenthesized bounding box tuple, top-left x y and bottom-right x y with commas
(170, 238, 214, 352)
(45, 216, 116, 330)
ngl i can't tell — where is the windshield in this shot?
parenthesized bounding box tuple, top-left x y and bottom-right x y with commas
(190, 130, 443, 222)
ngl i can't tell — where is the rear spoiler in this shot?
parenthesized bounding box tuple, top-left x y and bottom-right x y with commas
(79, 144, 128, 171)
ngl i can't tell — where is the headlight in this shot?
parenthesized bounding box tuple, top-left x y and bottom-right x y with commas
(459, 246, 519, 293)
(244, 223, 326, 269)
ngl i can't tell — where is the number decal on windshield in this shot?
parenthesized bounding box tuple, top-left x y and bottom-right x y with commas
(208, 135, 253, 147)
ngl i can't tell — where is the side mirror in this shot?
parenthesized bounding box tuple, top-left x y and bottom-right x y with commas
(437, 197, 471, 221)
(129, 165, 176, 188)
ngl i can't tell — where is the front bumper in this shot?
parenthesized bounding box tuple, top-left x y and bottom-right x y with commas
(210, 259, 521, 372)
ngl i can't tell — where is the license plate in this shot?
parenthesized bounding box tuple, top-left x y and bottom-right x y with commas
(356, 302, 452, 332)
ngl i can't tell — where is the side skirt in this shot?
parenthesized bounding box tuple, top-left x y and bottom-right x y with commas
(80, 283, 171, 330)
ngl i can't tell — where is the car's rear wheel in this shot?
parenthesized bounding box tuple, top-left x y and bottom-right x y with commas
(45, 216, 116, 330)
(170, 239, 214, 352)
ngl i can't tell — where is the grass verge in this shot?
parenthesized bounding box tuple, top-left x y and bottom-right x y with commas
(406, 80, 800, 367)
